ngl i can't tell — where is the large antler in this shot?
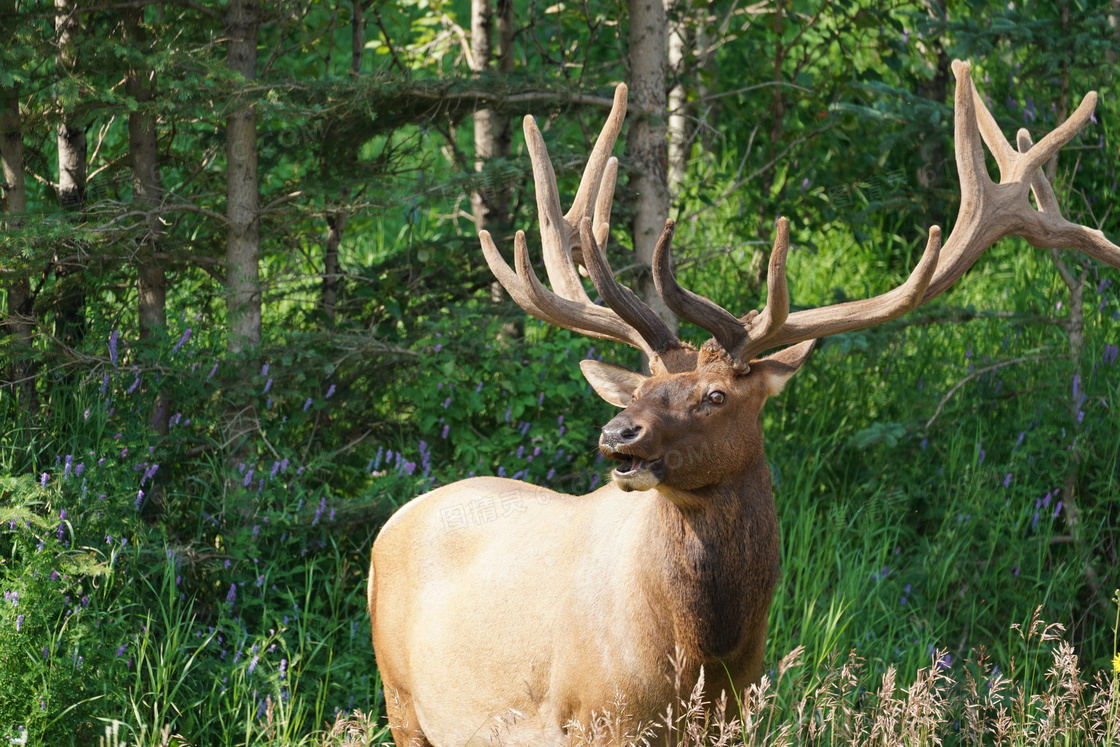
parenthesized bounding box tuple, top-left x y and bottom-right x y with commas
(653, 60, 1120, 368)
(482, 63, 1120, 376)
(480, 85, 690, 368)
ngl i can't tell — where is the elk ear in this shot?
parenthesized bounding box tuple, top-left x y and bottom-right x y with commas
(579, 360, 647, 407)
(750, 340, 816, 397)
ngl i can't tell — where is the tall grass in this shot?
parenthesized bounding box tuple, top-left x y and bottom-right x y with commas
(0, 218, 1117, 744)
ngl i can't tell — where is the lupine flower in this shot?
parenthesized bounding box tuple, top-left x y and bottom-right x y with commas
(248, 655, 259, 674)
(243, 469, 254, 487)
(326, 384, 336, 399)
(263, 378, 272, 393)
(402, 462, 416, 476)
(279, 658, 287, 679)
(207, 363, 219, 381)
(127, 372, 141, 395)
(101, 374, 110, 395)
(108, 330, 119, 367)
(171, 328, 191, 355)
(1054, 500, 1063, 517)
(443, 397, 451, 409)
(261, 363, 269, 377)
(303, 398, 313, 412)
(64, 455, 72, 479)
(40, 473, 48, 488)
(441, 425, 450, 439)
(75, 463, 84, 477)
(16, 615, 24, 631)
(226, 584, 237, 609)
(135, 490, 145, 511)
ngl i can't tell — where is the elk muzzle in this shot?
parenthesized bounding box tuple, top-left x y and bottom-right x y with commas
(600, 412, 663, 492)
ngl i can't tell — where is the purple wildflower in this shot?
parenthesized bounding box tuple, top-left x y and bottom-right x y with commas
(207, 362, 219, 381)
(248, 655, 259, 674)
(1054, 500, 1063, 518)
(1003, 473, 1012, 488)
(279, 658, 287, 679)
(135, 490, 144, 511)
(127, 372, 141, 395)
(101, 374, 110, 395)
(243, 469, 254, 487)
(108, 330, 119, 366)
(116, 644, 127, 658)
(40, 473, 48, 488)
(171, 328, 192, 355)
(303, 398, 313, 412)
(226, 584, 236, 609)
(433, 344, 443, 353)
(441, 425, 450, 439)
(263, 378, 272, 393)
(261, 363, 269, 377)
(16, 615, 24, 631)
(326, 384, 336, 399)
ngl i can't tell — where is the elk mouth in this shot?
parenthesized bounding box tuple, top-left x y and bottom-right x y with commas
(605, 451, 663, 491)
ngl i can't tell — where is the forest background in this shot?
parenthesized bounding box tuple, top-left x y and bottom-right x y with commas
(1, 0, 1119, 744)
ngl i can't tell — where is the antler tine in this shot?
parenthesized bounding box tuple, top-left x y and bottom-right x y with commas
(1016, 130, 1062, 216)
(567, 84, 628, 246)
(755, 227, 943, 352)
(480, 230, 564, 329)
(652, 220, 746, 356)
(513, 229, 656, 356)
(735, 218, 792, 363)
(524, 115, 593, 305)
(1015, 131, 1120, 267)
(919, 60, 1120, 302)
(1017, 91, 1097, 179)
(582, 217, 681, 355)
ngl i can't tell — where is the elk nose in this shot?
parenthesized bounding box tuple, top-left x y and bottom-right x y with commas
(600, 419, 642, 448)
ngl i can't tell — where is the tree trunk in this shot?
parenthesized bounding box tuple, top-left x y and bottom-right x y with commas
(666, 0, 688, 198)
(320, 0, 364, 327)
(126, 9, 169, 438)
(627, 0, 676, 344)
(226, 0, 261, 355)
(1, 83, 37, 415)
(470, 0, 519, 336)
(54, 0, 87, 348)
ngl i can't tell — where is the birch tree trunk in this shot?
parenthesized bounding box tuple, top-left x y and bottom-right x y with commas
(666, 0, 688, 199)
(627, 0, 676, 339)
(470, 0, 518, 335)
(226, 0, 260, 355)
(1, 83, 36, 414)
(126, 9, 169, 437)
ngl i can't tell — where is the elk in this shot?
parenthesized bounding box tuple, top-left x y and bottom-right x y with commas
(368, 60, 1120, 746)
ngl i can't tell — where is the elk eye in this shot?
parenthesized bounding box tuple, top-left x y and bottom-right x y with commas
(708, 391, 726, 405)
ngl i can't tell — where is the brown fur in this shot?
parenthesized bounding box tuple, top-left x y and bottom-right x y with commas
(368, 341, 814, 745)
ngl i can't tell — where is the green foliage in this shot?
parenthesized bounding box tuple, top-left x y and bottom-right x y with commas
(2, 0, 1120, 743)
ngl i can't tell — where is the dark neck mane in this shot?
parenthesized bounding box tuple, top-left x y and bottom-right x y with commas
(647, 456, 780, 661)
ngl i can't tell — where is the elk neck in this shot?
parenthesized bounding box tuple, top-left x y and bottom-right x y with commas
(639, 451, 780, 662)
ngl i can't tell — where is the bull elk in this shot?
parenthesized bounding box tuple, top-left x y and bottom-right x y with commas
(368, 60, 1120, 745)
